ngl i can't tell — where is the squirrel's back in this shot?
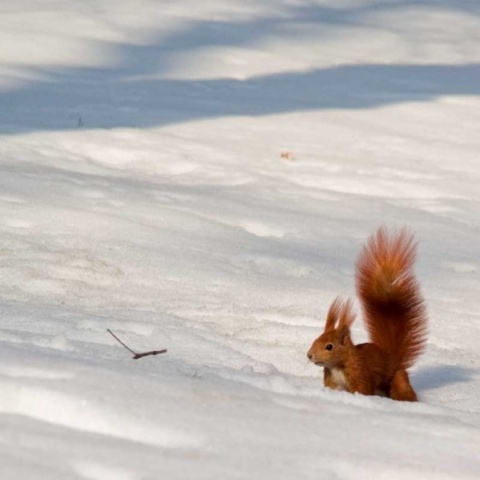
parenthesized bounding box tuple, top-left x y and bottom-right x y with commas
(355, 227, 428, 369)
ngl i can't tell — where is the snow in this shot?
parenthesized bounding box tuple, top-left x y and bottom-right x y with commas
(1, 0, 480, 478)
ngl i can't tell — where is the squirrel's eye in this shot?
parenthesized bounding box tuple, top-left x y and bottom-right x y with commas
(325, 344, 333, 351)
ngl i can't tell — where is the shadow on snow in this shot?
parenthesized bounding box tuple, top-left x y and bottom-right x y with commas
(413, 364, 478, 393)
(1, 0, 479, 133)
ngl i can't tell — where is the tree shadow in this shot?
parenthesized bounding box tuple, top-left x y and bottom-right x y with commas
(412, 364, 478, 392)
(153, 0, 480, 67)
(1, 0, 479, 134)
(3, 62, 479, 134)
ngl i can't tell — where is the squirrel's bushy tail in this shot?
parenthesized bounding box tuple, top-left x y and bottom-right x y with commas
(355, 227, 428, 369)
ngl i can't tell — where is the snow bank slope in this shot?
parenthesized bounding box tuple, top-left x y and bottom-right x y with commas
(0, 1, 479, 479)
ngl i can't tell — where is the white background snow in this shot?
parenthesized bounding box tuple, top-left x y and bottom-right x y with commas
(1, 1, 479, 478)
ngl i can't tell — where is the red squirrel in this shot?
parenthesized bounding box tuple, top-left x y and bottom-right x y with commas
(307, 227, 428, 401)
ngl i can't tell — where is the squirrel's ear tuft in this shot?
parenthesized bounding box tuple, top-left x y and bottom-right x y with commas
(325, 297, 356, 333)
(325, 296, 343, 332)
(338, 298, 356, 328)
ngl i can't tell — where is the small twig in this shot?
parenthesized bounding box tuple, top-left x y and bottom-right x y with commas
(107, 329, 137, 355)
(132, 350, 168, 359)
(107, 329, 167, 360)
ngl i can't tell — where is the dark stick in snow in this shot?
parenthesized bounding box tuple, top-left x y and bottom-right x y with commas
(107, 329, 167, 359)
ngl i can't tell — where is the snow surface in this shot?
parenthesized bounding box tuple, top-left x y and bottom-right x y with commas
(1, 1, 480, 479)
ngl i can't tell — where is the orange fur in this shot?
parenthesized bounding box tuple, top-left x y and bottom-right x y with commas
(356, 227, 428, 370)
(307, 227, 428, 401)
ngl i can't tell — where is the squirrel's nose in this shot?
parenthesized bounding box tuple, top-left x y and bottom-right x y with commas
(307, 353, 313, 360)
